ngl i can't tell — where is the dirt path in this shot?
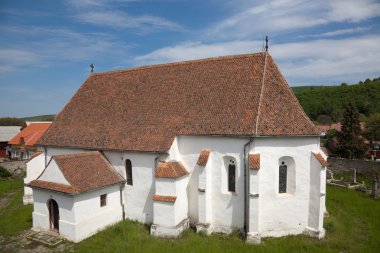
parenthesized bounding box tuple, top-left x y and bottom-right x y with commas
(0, 230, 75, 253)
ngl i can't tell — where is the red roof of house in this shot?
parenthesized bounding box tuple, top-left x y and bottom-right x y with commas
(197, 149, 211, 166)
(9, 123, 51, 146)
(249, 154, 260, 170)
(38, 53, 319, 152)
(155, 161, 189, 178)
(28, 151, 125, 194)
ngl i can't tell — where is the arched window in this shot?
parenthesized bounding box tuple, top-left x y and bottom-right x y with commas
(228, 159, 236, 192)
(279, 161, 287, 193)
(125, 159, 133, 185)
(278, 157, 296, 194)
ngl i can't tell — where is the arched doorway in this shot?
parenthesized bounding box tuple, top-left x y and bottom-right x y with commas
(47, 199, 59, 232)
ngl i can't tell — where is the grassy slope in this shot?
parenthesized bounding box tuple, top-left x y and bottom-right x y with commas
(0, 180, 379, 252)
(76, 186, 380, 253)
(20, 114, 55, 121)
(0, 179, 33, 236)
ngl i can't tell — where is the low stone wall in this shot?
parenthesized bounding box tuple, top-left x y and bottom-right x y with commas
(0, 160, 27, 178)
(328, 158, 380, 177)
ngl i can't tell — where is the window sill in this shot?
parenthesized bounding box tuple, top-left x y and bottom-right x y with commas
(277, 193, 294, 198)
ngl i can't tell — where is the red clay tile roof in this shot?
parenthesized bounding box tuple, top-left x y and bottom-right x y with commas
(152, 194, 177, 203)
(38, 53, 319, 152)
(249, 154, 260, 170)
(155, 161, 189, 178)
(28, 180, 78, 194)
(28, 151, 125, 194)
(30, 151, 44, 159)
(313, 152, 328, 167)
(9, 123, 51, 146)
(197, 149, 211, 166)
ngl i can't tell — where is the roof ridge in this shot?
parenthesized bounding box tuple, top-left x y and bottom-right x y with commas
(255, 52, 269, 135)
(91, 52, 265, 77)
(52, 151, 100, 159)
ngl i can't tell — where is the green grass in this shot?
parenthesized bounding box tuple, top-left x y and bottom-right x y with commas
(0, 179, 379, 252)
(75, 186, 380, 253)
(0, 179, 33, 236)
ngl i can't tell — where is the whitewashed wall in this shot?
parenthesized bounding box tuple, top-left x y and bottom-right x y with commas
(103, 151, 157, 224)
(174, 135, 247, 232)
(24, 153, 45, 204)
(32, 184, 123, 242)
(251, 136, 320, 237)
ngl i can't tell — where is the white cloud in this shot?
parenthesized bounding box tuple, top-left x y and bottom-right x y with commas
(134, 35, 380, 85)
(76, 10, 181, 31)
(208, 0, 380, 39)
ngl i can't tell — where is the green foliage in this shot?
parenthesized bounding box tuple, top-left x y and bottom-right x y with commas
(363, 113, 380, 141)
(337, 102, 367, 159)
(20, 114, 55, 121)
(0, 179, 33, 236)
(0, 166, 11, 178)
(0, 117, 24, 126)
(293, 78, 380, 122)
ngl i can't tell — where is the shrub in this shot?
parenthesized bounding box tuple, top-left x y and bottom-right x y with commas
(0, 165, 12, 177)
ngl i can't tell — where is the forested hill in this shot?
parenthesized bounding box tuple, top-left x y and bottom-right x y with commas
(292, 77, 380, 123)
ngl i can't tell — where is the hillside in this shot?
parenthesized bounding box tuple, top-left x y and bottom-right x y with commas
(292, 77, 380, 123)
(0, 114, 55, 126)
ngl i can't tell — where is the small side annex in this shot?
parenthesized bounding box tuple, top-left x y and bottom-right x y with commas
(28, 151, 125, 242)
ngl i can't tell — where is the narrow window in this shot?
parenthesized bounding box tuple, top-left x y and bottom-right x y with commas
(100, 194, 107, 207)
(125, 159, 133, 185)
(279, 161, 287, 193)
(228, 159, 236, 192)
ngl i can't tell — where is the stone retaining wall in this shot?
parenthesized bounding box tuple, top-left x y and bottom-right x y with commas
(328, 158, 380, 177)
(0, 160, 27, 177)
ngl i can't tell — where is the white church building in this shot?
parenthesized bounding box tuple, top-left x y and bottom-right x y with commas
(27, 52, 327, 243)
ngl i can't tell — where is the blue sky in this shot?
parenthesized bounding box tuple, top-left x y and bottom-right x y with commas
(1, 0, 380, 117)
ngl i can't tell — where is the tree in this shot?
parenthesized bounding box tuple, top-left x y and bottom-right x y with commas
(363, 113, 380, 142)
(337, 101, 367, 159)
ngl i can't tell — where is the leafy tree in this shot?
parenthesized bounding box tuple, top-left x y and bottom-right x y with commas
(363, 113, 380, 141)
(0, 117, 24, 126)
(337, 102, 367, 159)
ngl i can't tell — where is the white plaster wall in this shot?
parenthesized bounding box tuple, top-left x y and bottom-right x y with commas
(24, 153, 45, 198)
(175, 135, 247, 231)
(156, 178, 176, 196)
(45, 147, 84, 161)
(175, 176, 188, 225)
(103, 151, 157, 224)
(252, 136, 320, 237)
(153, 201, 176, 227)
(32, 185, 123, 242)
(38, 160, 70, 185)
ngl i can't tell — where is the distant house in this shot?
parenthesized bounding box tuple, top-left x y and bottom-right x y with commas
(8, 122, 51, 160)
(0, 126, 20, 159)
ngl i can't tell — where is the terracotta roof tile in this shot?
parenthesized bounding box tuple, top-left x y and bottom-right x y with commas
(30, 151, 44, 159)
(28, 180, 78, 194)
(38, 53, 319, 152)
(9, 123, 51, 146)
(313, 152, 328, 167)
(152, 194, 176, 203)
(249, 154, 260, 170)
(155, 161, 188, 178)
(197, 149, 211, 166)
(28, 151, 125, 194)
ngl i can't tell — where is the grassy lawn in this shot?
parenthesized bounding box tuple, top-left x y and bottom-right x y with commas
(0, 179, 33, 236)
(1, 178, 379, 252)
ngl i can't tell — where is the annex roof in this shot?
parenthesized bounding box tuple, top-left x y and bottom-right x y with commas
(38, 52, 319, 152)
(312, 152, 328, 167)
(196, 149, 211, 166)
(0, 126, 20, 142)
(249, 154, 260, 170)
(155, 161, 189, 178)
(9, 123, 51, 146)
(28, 151, 125, 194)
